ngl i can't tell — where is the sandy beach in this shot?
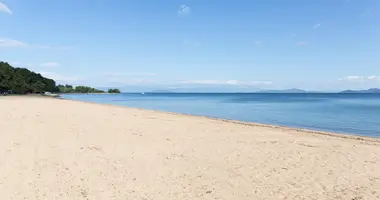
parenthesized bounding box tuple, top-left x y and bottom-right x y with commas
(1, 96, 380, 200)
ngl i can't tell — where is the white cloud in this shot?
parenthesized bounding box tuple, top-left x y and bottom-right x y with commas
(0, 2, 12, 14)
(180, 80, 273, 86)
(367, 76, 380, 80)
(344, 76, 363, 80)
(0, 38, 72, 50)
(367, 75, 377, 80)
(40, 62, 59, 68)
(0, 38, 26, 47)
(313, 23, 321, 29)
(178, 5, 191, 17)
(338, 76, 380, 81)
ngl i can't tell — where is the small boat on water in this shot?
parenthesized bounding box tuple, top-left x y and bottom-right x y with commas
(43, 92, 60, 97)
(141, 92, 145, 95)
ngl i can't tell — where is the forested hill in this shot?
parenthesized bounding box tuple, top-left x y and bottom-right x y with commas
(1, 61, 121, 94)
(0, 61, 58, 94)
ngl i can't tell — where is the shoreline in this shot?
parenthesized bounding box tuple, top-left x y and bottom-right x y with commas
(56, 96, 380, 143)
(1, 95, 380, 199)
(4, 95, 380, 142)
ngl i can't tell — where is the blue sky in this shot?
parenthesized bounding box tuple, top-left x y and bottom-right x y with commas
(1, 0, 379, 92)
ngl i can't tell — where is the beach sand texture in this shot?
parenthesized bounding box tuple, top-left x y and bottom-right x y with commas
(1, 96, 380, 200)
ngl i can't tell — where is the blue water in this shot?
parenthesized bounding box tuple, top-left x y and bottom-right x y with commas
(62, 93, 380, 137)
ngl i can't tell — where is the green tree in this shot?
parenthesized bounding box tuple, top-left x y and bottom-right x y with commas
(31, 81, 46, 93)
(0, 61, 58, 94)
(1, 61, 106, 95)
(108, 88, 121, 93)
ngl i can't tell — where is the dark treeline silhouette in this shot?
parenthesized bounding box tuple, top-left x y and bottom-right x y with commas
(1, 61, 120, 95)
(108, 88, 121, 93)
(0, 61, 57, 94)
(57, 84, 105, 93)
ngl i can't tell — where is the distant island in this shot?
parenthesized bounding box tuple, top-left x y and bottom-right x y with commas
(57, 85, 120, 94)
(339, 88, 380, 93)
(0, 61, 120, 94)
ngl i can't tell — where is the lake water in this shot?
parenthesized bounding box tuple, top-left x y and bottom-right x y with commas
(62, 93, 380, 137)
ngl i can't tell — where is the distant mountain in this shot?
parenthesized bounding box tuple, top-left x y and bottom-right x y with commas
(258, 88, 307, 93)
(340, 88, 380, 93)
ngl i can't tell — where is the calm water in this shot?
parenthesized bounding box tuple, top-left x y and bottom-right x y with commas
(62, 93, 380, 137)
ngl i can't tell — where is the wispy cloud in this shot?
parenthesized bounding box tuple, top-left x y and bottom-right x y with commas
(367, 75, 378, 80)
(40, 62, 60, 68)
(180, 80, 273, 86)
(338, 75, 380, 81)
(0, 2, 12, 14)
(339, 76, 363, 81)
(313, 23, 321, 29)
(178, 5, 191, 17)
(0, 38, 73, 50)
(0, 38, 26, 47)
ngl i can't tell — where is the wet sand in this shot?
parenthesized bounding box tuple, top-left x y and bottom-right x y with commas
(1, 96, 379, 199)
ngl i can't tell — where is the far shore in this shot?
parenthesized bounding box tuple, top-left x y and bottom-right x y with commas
(1, 96, 380, 199)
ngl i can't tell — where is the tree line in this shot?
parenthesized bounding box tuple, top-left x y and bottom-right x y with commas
(57, 85, 104, 93)
(1, 61, 57, 94)
(0, 61, 120, 94)
(57, 85, 120, 93)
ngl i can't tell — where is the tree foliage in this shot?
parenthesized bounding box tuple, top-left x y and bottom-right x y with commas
(57, 85, 106, 93)
(0, 61, 58, 94)
(108, 88, 121, 93)
(1, 61, 120, 95)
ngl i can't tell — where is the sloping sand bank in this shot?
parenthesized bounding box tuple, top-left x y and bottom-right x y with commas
(1, 96, 379, 200)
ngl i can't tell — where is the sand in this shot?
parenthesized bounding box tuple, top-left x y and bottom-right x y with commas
(1, 96, 380, 200)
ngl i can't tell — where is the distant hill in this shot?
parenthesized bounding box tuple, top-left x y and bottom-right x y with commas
(258, 88, 307, 93)
(340, 88, 380, 93)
